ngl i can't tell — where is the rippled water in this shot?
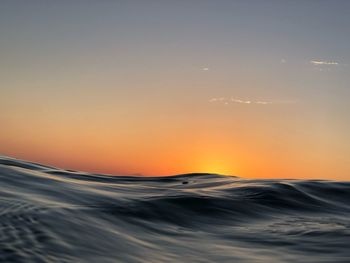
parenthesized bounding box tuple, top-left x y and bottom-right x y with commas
(0, 156, 349, 262)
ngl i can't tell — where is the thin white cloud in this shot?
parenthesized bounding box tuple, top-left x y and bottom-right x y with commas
(209, 97, 296, 105)
(310, 60, 339, 65)
(256, 101, 270, 105)
(230, 98, 252, 104)
(210, 97, 273, 105)
(202, 67, 209, 71)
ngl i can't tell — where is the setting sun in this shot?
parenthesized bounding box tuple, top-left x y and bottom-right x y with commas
(189, 152, 237, 176)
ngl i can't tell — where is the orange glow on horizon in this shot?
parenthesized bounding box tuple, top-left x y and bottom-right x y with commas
(1, 109, 349, 181)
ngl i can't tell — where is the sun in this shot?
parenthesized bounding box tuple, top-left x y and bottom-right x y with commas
(190, 155, 237, 175)
(199, 163, 234, 175)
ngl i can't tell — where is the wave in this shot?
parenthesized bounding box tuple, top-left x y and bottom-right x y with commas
(0, 156, 349, 262)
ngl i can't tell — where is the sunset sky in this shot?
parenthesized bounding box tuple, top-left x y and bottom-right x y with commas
(1, 1, 350, 180)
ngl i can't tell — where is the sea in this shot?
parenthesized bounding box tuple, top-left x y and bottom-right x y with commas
(0, 156, 349, 262)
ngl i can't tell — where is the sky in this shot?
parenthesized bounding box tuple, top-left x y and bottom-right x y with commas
(1, 0, 350, 180)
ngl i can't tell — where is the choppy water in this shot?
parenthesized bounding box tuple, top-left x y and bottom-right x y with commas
(0, 156, 350, 263)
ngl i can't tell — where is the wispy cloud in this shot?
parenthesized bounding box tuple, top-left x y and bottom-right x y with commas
(209, 97, 295, 105)
(310, 60, 339, 65)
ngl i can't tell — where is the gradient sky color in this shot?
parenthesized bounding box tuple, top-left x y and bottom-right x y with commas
(1, 1, 350, 179)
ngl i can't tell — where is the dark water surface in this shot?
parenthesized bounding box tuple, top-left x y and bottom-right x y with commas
(0, 156, 349, 262)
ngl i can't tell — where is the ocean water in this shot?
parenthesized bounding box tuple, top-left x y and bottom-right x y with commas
(0, 156, 349, 263)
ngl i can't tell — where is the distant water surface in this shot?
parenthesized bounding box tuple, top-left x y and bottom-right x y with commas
(0, 156, 349, 263)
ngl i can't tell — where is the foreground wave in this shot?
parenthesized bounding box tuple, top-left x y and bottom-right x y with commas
(0, 156, 349, 263)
